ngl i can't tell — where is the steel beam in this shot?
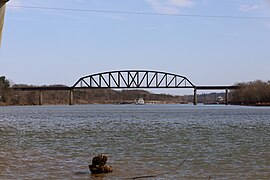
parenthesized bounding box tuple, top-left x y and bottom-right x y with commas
(196, 86, 239, 90)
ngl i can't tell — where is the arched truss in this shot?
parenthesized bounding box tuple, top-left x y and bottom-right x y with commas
(73, 70, 195, 89)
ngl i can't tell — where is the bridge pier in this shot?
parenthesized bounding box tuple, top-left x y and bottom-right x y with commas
(193, 88, 197, 105)
(225, 88, 229, 105)
(38, 90, 43, 105)
(69, 89, 74, 105)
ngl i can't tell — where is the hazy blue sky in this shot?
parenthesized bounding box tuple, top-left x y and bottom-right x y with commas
(1, 0, 270, 94)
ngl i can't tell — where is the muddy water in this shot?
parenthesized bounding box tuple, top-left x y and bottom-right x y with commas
(0, 105, 269, 179)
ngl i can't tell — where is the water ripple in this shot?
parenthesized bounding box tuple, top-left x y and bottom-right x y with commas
(0, 105, 269, 179)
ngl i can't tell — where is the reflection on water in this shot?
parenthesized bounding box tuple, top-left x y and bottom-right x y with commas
(0, 105, 270, 179)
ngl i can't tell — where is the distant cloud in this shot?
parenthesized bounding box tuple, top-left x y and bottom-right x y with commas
(145, 0, 195, 14)
(240, 4, 262, 12)
(240, 1, 270, 30)
(240, 0, 270, 13)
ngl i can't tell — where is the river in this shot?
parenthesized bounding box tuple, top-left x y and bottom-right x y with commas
(0, 104, 269, 179)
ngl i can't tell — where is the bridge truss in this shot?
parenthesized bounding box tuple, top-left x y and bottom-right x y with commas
(73, 70, 195, 89)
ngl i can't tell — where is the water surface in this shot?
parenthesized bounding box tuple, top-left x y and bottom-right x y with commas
(0, 104, 269, 179)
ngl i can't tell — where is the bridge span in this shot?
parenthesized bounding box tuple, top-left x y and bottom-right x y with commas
(12, 70, 239, 105)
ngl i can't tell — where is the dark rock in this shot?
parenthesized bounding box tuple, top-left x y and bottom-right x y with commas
(89, 154, 113, 174)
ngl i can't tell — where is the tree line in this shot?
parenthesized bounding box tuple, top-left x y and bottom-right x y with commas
(230, 80, 270, 105)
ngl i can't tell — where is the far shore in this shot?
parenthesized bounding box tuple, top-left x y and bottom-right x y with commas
(1, 101, 270, 107)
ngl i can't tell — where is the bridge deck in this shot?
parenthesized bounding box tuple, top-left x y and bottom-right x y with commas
(196, 86, 239, 90)
(12, 85, 239, 91)
(12, 86, 72, 91)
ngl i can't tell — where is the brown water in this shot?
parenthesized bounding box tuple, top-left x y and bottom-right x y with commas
(0, 104, 269, 179)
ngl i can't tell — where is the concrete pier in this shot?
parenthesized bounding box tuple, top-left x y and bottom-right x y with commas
(69, 89, 74, 105)
(225, 89, 229, 105)
(193, 88, 197, 105)
(38, 90, 43, 105)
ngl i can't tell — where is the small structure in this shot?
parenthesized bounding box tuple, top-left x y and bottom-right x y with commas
(89, 154, 113, 174)
(217, 96, 224, 104)
(135, 98, 145, 105)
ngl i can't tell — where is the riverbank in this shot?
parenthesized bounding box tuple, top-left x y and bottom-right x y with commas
(0, 101, 190, 106)
(0, 88, 186, 106)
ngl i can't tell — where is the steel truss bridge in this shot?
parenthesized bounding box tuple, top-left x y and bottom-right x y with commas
(73, 70, 195, 89)
(12, 70, 239, 105)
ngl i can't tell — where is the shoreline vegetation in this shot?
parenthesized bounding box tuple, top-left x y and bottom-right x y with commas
(230, 80, 270, 106)
(1, 76, 270, 106)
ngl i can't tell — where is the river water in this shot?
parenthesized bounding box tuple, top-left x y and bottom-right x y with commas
(0, 104, 269, 179)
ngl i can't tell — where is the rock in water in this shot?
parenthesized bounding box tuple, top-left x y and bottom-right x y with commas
(89, 154, 113, 174)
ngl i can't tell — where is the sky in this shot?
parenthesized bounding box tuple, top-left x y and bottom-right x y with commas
(1, 0, 270, 94)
